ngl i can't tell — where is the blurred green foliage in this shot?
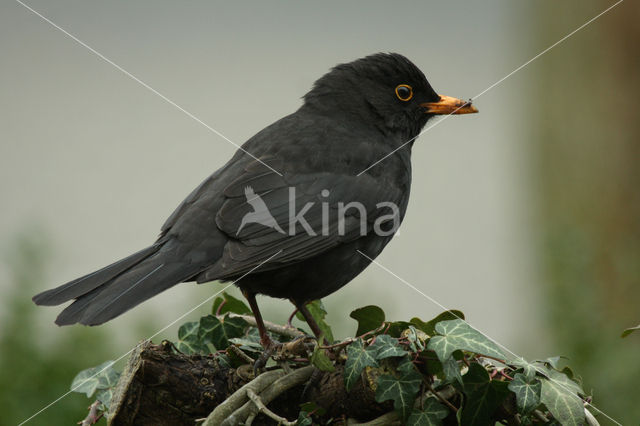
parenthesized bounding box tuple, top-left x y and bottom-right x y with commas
(533, 1, 640, 423)
(0, 232, 112, 425)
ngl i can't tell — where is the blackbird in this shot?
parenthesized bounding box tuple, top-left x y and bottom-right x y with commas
(33, 53, 477, 348)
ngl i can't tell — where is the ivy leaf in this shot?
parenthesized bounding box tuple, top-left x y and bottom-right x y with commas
(463, 362, 491, 392)
(375, 358, 423, 420)
(211, 291, 252, 315)
(215, 353, 231, 369)
(349, 305, 385, 336)
(621, 323, 640, 338)
(295, 411, 313, 426)
(540, 377, 585, 426)
(442, 355, 463, 385)
(426, 320, 505, 362)
(411, 310, 465, 336)
(402, 325, 427, 352)
(542, 356, 562, 369)
(175, 321, 207, 354)
(228, 337, 263, 353)
(508, 373, 541, 414)
(460, 363, 510, 426)
(406, 398, 449, 426)
(95, 388, 115, 410)
(311, 346, 335, 372)
(299, 401, 326, 416)
(296, 300, 334, 342)
(71, 360, 120, 398)
(344, 338, 378, 391)
(510, 357, 539, 381)
(386, 321, 413, 338)
(368, 335, 407, 360)
(541, 366, 584, 395)
(199, 314, 247, 350)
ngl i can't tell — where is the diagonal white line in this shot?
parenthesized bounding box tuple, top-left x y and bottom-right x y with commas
(357, 250, 623, 426)
(357, 0, 624, 176)
(15, 0, 283, 177)
(18, 249, 283, 425)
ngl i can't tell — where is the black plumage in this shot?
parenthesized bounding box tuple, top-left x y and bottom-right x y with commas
(33, 53, 477, 347)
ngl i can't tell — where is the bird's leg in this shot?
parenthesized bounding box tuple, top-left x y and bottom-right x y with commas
(293, 300, 330, 345)
(243, 291, 276, 350)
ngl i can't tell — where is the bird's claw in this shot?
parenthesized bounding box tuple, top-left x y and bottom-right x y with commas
(253, 335, 316, 373)
(253, 339, 282, 373)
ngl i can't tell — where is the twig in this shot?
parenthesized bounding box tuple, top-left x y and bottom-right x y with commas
(318, 337, 356, 350)
(246, 389, 296, 425)
(221, 365, 315, 426)
(215, 299, 227, 316)
(202, 369, 285, 426)
(229, 344, 255, 365)
(318, 323, 388, 350)
(426, 382, 458, 412)
(286, 308, 298, 328)
(480, 354, 508, 365)
(229, 313, 305, 340)
(78, 400, 103, 426)
(346, 411, 402, 425)
(532, 410, 548, 422)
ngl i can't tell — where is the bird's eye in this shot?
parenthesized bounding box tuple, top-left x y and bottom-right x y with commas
(395, 84, 413, 101)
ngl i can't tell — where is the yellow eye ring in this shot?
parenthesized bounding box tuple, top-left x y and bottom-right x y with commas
(395, 84, 413, 101)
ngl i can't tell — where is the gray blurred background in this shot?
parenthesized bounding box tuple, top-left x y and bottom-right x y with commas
(1, 1, 638, 424)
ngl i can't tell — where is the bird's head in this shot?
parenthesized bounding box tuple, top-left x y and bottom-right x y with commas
(302, 53, 477, 140)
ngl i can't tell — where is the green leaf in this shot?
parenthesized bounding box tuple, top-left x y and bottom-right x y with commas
(215, 353, 231, 369)
(199, 314, 247, 350)
(295, 411, 313, 426)
(175, 321, 208, 354)
(349, 305, 386, 336)
(386, 320, 413, 338)
(426, 320, 506, 362)
(95, 388, 115, 410)
(211, 291, 252, 315)
(311, 346, 335, 372)
(228, 337, 263, 353)
(543, 356, 562, 369)
(460, 363, 510, 426)
(463, 362, 491, 392)
(441, 355, 463, 385)
(70, 360, 120, 398)
(621, 323, 640, 338)
(540, 377, 585, 426)
(375, 358, 423, 420)
(299, 401, 326, 416)
(403, 325, 427, 352)
(510, 357, 539, 381)
(542, 366, 584, 395)
(344, 338, 378, 391)
(411, 310, 465, 336)
(406, 398, 449, 426)
(368, 335, 407, 360)
(508, 373, 541, 414)
(297, 300, 334, 342)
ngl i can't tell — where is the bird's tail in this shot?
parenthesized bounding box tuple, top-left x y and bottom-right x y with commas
(33, 244, 198, 326)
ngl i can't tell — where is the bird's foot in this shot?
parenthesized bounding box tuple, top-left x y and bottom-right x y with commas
(253, 337, 282, 372)
(253, 335, 315, 373)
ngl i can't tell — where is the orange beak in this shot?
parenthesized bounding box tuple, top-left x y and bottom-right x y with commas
(421, 94, 478, 115)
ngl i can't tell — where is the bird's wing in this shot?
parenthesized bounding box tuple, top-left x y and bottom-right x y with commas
(199, 159, 404, 280)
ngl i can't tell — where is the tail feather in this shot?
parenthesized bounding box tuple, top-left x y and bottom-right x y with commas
(55, 259, 199, 326)
(32, 243, 203, 326)
(54, 285, 105, 326)
(33, 244, 161, 306)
